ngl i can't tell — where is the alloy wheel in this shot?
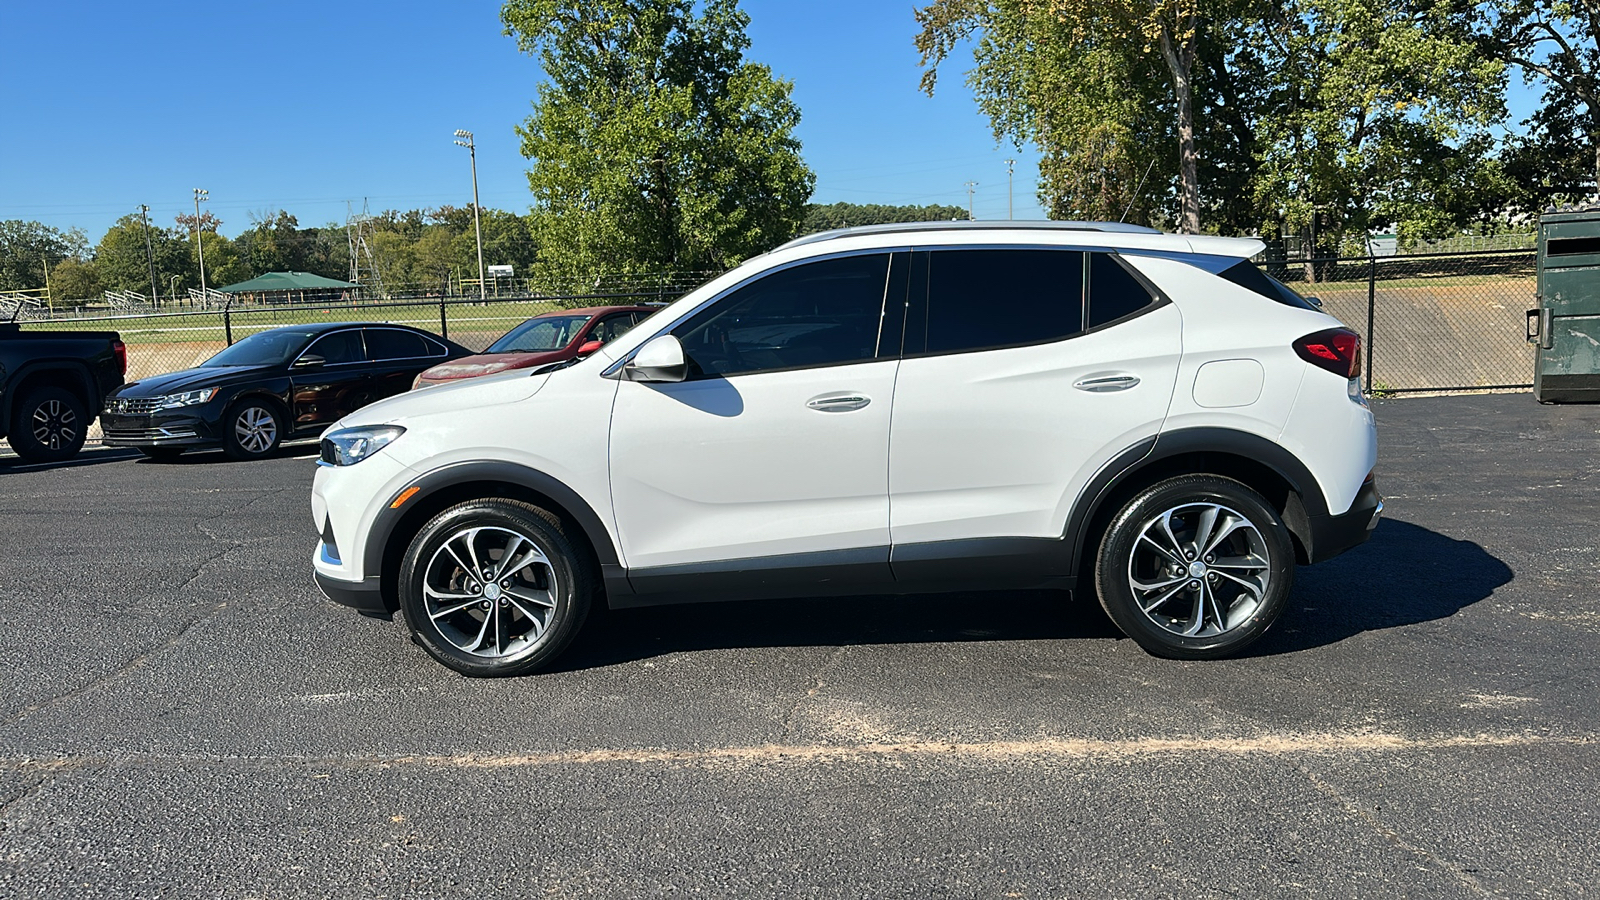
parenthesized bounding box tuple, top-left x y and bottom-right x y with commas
(30, 399, 78, 451)
(1127, 501, 1271, 638)
(233, 406, 278, 454)
(421, 525, 560, 662)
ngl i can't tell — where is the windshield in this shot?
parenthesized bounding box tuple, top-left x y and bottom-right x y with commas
(488, 315, 593, 353)
(200, 329, 317, 367)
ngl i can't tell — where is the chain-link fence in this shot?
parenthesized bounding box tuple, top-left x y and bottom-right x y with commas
(20, 291, 681, 382)
(1271, 249, 1535, 394)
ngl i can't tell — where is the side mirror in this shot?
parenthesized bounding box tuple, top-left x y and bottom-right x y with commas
(623, 335, 687, 383)
(293, 353, 325, 369)
(576, 339, 603, 356)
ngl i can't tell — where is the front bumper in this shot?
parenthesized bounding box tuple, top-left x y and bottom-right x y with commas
(100, 411, 218, 447)
(1305, 476, 1383, 564)
(313, 569, 387, 614)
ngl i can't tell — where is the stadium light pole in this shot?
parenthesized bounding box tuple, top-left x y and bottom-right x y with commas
(139, 205, 160, 305)
(192, 188, 210, 297)
(454, 130, 487, 301)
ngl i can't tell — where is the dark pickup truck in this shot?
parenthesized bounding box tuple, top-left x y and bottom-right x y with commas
(1, 322, 127, 463)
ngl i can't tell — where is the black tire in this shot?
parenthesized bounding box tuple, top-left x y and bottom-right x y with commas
(1094, 475, 1295, 660)
(397, 499, 594, 677)
(138, 446, 185, 462)
(221, 398, 283, 461)
(8, 385, 88, 464)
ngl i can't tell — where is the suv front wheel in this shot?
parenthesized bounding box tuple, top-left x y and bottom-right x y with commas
(397, 499, 593, 677)
(1095, 475, 1295, 659)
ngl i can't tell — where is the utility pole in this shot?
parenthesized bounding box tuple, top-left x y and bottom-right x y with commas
(1004, 159, 1015, 220)
(964, 181, 979, 220)
(139, 205, 160, 305)
(454, 130, 487, 301)
(193, 188, 210, 297)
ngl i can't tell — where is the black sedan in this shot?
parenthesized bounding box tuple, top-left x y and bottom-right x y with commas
(101, 323, 471, 461)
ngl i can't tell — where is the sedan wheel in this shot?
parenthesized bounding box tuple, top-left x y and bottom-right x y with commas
(398, 499, 593, 676)
(222, 401, 282, 460)
(1095, 475, 1294, 659)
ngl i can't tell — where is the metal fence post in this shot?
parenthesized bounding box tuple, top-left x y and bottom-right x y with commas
(224, 295, 235, 346)
(440, 296, 449, 340)
(1365, 255, 1376, 393)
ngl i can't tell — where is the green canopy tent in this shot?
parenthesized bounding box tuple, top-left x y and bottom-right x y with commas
(218, 271, 358, 305)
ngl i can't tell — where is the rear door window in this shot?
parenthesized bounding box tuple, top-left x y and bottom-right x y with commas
(364, 328, 432, 361)
(915, 249, 1084, 354)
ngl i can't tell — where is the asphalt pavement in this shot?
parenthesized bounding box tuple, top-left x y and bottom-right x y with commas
(0, 392, 1597, 898)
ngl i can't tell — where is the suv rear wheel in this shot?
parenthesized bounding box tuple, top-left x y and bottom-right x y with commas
(9, 385, 87, 464)
(397, 499, 594, 677)
(1095, 475, 1295, 659)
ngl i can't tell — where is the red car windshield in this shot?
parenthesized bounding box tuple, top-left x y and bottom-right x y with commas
(487, 315, 593, 353)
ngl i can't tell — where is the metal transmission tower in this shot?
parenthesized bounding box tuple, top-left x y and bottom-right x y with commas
(345, 200, 384, 296)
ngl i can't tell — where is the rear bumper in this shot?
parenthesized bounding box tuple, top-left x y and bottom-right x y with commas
(1305, 477, 1383, 564)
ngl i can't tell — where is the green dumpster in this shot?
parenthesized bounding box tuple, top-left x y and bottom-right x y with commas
(1528, 207, 1600, 403)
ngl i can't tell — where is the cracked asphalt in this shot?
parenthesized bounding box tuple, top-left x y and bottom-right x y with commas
(1, 392, 1597, 898)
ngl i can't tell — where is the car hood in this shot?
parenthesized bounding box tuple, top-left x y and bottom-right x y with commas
(110, 366, 273, 397)
(417, 349, 569, 381)
(333, 367, 552, 430)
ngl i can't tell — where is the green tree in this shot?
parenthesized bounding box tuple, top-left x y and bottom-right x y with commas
(1247, 0, 1506, 263)
(917, 0, 1207, 231)
(801, 202, 970, 233)
(501, 0, 815, 287)
(48, 257, 103, 303)
(1487, 0, 1600, 207)
(94, 214, 189, 297)
(0, 220, 87, 293)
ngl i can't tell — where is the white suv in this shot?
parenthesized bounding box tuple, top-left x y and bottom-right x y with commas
(311, 222, 1380, 676)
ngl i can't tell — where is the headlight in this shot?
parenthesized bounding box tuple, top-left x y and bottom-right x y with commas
(320, 425, 406, 466)
(152, 388, 220, 410)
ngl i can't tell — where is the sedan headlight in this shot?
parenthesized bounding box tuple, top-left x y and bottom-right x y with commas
(320, 425, 406, 466)
(152, 388, 220, 411)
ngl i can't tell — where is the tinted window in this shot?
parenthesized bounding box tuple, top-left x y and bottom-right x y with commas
(1087, 253, 1156, 328)
(673, 254, 890, 378)
(590, 314, 637, 345)
(365, 328, 431, 361)
(304, 330, 364, 364)
(1217, 260, 1320, 311)
(923, 249, 1083, 353)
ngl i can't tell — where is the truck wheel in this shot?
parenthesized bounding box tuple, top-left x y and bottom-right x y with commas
(1094, 475, 1295, 660)
(9, 386, 88, 464)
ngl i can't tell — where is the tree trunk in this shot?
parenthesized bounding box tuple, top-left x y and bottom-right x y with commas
(1158, 22, 1201, 233)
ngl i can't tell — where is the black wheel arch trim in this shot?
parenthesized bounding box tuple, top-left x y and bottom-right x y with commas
(361, 460, 621, 581)
(1062, 427, 1331, 575)
(2, 361, 99, 428)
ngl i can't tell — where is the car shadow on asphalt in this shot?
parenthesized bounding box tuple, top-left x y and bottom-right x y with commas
(556, 517, 1509, 670)
(131, 442, 321, 465)
(0, 446, 144, 473)
(1248, 517, 1512, 655)
(555, 587, 1122, 672)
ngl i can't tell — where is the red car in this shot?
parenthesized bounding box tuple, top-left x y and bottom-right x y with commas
(412, 305, 655, 388)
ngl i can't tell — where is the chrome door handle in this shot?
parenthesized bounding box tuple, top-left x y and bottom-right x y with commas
(806, 394, 871, 412)
(1073, 374, 1141, 393)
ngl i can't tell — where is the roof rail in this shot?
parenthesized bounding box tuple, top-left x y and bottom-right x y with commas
(776, 219, 1165, 251)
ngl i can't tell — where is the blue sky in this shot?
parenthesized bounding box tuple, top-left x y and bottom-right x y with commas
(0, 1, 1042, 244)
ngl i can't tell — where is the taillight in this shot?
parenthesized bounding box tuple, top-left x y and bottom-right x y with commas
(112, 339, 128, 376)
(1293, 328, 1360, 379)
